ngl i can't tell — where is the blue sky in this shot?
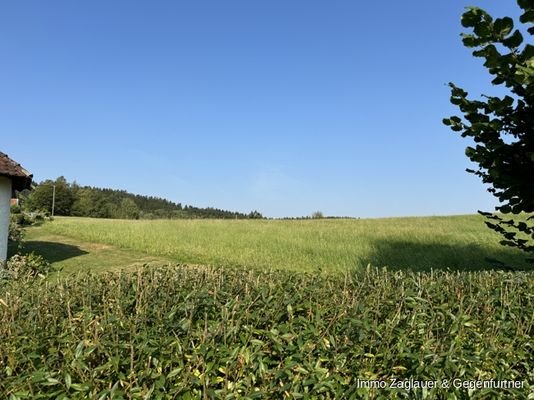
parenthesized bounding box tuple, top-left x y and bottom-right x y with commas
(0, 1, 522, 218)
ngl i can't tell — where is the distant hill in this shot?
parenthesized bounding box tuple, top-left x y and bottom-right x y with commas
(19, 176, 263, 220)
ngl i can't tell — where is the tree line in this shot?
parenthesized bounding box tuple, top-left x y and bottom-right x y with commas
(18, 177, 263, 220)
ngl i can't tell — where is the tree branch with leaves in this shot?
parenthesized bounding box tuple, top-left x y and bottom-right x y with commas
(443, 0, 534, 259)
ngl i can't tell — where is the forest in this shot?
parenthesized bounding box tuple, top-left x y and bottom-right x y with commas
(19, 177, 263, 220)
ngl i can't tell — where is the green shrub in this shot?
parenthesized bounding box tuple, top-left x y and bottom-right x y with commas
(8, 211, 31, 257)
(7, 218, 24, 256)
(15, 210, 49, 227)
(0, 266, 532, 399)
(8, 218, 23, 242)
(4, 253, 52, 280)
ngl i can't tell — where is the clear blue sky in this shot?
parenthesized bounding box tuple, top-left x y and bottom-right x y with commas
(0, 1, 521, 218)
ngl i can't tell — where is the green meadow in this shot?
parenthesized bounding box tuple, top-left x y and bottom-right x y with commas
(26, 214, 529, 273)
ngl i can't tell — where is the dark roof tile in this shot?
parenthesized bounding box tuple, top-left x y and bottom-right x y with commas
(0, 152, 33, 191)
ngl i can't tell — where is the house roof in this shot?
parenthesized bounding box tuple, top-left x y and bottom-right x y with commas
(0, 152, 33, 191)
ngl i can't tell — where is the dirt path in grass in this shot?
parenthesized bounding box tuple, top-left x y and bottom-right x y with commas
(21, 226, 174, 274)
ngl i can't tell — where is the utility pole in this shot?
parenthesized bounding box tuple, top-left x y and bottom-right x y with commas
(51, 184, 56, 217)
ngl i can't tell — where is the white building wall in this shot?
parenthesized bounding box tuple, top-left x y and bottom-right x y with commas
(0, 177, 12, 262)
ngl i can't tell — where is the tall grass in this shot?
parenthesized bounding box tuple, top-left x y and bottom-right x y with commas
(38, 215, 529, 272)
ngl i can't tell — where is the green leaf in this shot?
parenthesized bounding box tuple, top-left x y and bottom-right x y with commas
(502, 30, 523, 48)
(450, 84, 468, 98)
(70, 383, 90, 392)
(519, 10, 534, 24)
(518, 222, 529, 233)
(499, 205, 512, 213)
(473, 45, 501, 67)
(523, 44, 534, 59)
(462, 34, 484, 47)
(461, 7, 483, 28)
(517, 0, 532, 11)
(493, 17, 514, 38)
(465, 146, 477, 158)
(167, 368, 182, 379)
(472, 11, 494, 37)
(44, 378, 61, 386)
(65, 373, 72, 389)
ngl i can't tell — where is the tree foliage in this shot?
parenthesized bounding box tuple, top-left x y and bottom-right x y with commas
(119, 198, 140, 220)
(22, 177, 263, 220)
(443, 0, 534, 258)
(311, 211, 324, 219)
(24, 177, 74, 216)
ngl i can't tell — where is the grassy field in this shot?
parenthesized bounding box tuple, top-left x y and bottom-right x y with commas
(26, 214, 530, 273)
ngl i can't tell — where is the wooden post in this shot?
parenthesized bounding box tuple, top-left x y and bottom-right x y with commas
(51, 184, 56, 217)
